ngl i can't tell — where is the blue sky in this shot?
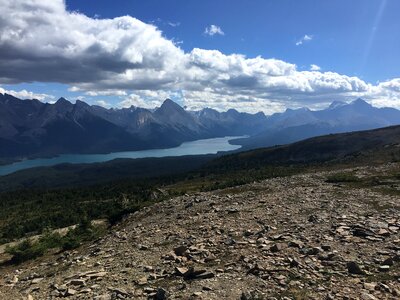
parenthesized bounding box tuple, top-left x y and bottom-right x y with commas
(67, 0, 400, 81)
(1, 0, 399, 113)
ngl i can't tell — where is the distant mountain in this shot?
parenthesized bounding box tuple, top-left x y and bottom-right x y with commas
(193, 107, 267, 136)
(2, 124, 400, 191)
(234, 98, 400, 149)
(1, 94, 400, 162)
(0, 94, 267, 161)
(0, 95, 146, 158)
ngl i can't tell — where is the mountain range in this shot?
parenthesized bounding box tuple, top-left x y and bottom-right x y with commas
(1, 93, 400, 161)
(233, 98, 400, 149)
(0, 94, 266, 160)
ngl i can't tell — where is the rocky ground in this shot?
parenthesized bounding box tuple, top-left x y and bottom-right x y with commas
(0, 163, 399, 299)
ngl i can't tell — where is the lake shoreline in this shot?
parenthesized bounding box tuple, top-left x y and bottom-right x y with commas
(0, 136, 245, 176)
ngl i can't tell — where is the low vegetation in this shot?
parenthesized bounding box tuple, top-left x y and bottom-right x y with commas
(0, 180, 159, 244)
(5, 219, 105, 264)
(325, 172, 360, 183)
(1, 126, 400, 264)
(0, 163, 305, 246)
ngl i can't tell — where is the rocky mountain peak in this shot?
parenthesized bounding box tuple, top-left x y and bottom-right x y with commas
(75, 99, 89, 107)
(351, 98, 372, 108)
(54, 97, 73, 111)
(158, 99, 183, 112)
(155, 99, 188, 118)
(56, 97, 69, 104)
(328, 100, 346, 109)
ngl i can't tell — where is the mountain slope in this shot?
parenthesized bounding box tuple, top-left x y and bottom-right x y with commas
(1, 163, 399, 299)
(1, 93, 400, 161)
(236, 98, 400, 149)
(1, 124, 399, 191)
(194, 108, 267, 136)
(0, 94, 267, 160)
(0, 95, 147, 157)
(211, 125, 400, 171)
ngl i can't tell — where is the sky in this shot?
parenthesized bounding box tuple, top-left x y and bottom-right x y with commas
(0, 0, 399, 114)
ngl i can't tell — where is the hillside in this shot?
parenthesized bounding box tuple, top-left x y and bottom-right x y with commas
(1, 125, 399, 192)
(213, 125, 400, 171)
(0, 155, 214, 191)
(0, 125, 400, 298)
(2, 1, 400, 298)
(0, 163, 399, 299)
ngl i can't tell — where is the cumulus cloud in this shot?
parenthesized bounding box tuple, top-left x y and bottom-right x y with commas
(95, 100, 111, 108)
(118, 90, 182, 109)
(364, 78, 400, 109)
(310, 64, 321, 71)
(296, 34, 313, 46)
(85, 90, 127, 97)
(0, 87, 54, 101)
(204, 25, 225, 36)
(119, 93, 162, 109)
(1, 0, 400, 113)
(0, 0, 184, 88)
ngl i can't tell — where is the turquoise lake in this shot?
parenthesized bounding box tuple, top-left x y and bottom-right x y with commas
(0, 136, 243, 176)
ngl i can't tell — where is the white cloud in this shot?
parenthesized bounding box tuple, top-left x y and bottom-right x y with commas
(204, 25, 224, 36)
(0, 1, 400, 113)
(310, 64, 321, 71)
(363, 78, 400, 109)
(119, 94, 162, 109)
(68, 86, 81, 92)
(118, 90, 181, 109)
(296, 34, 313, 46)
(95, 100, 111, 108)
(0, 87, 54, 101)
(0, 0, 183, 88)
(86, 90, 127, 97)
(168, 21, 180, 27)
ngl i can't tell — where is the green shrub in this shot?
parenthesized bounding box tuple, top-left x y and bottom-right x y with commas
(5, 221, 105, 263)
(5, 240, 45, 264)
(38, 230, 63, 248)
(62, 219, 106, 250)
(61, 234, 81, 251)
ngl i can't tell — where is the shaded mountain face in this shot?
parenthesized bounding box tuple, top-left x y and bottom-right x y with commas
(0, 94, 266, 160)
(1, 93, 400, 161)
(0, 95, 146, 158)
(235, 98, 400, 149)
(193, 107, 267, 136)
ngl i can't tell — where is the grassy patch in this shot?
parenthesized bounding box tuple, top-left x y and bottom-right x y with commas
(326, 172, 360, 183)
(365, 264, 400, 282)
(375, 186, 400, 197)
